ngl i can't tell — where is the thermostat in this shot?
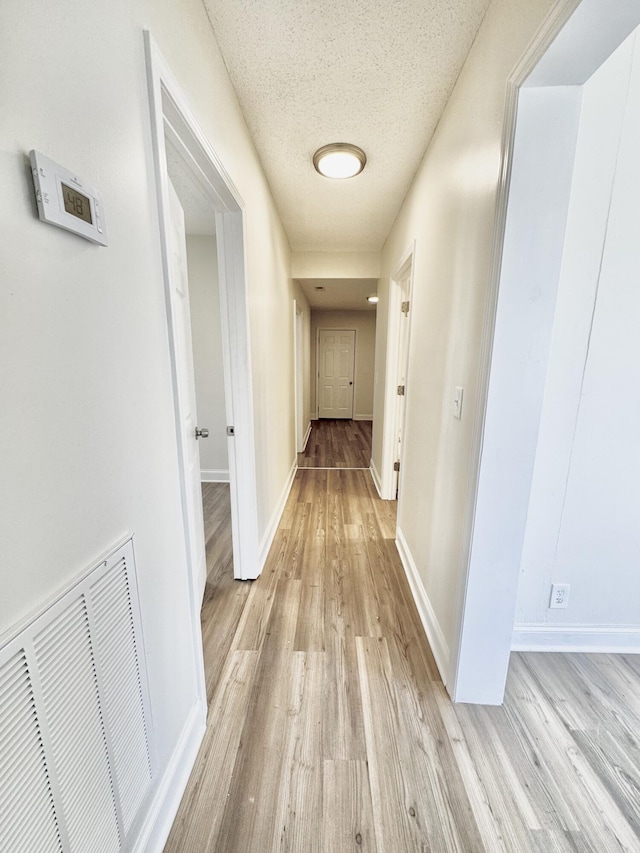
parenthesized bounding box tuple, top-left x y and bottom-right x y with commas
(29, 150, 108, 246)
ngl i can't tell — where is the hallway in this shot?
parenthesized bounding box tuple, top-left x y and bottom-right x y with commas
(298, 419, 372, 469)
(165, 466, 640, 852)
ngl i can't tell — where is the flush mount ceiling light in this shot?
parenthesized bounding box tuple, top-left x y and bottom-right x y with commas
(313, 143, 367, 179)
(367, 295, 379, 304)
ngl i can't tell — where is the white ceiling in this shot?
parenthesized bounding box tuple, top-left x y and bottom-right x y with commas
(298, 278, 378, 311)
(202, 0, 490, 253)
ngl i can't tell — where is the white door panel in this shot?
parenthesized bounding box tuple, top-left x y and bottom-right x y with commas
(168, 180, 207, 602)
(318, 329, 355, 419)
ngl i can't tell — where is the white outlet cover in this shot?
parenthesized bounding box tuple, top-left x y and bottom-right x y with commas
(453, 386, 464, 419)
(550, 583, 570, 609)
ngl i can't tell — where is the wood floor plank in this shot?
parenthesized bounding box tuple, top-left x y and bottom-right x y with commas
(271, 652, 324, 852)
(322, 603, 367, 760)
(323, 760, 378, 853)
(356, 635, 431, 851)
(164, 650, 258, 853)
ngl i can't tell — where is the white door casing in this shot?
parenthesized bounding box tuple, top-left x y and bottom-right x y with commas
(294, 302, 305, 451)
(318, 329, 355, 419)
(167, 180, 207, 603)
(381, 242, 415, 500)
(393, 279, 411, 498)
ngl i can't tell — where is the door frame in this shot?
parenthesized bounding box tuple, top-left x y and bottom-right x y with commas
(145, 36, 260, 606)
(448, 0, 640, 704)
(293, 300, 306, 452)
(380, 243, 415, 500)
(316, 327, 357, 419)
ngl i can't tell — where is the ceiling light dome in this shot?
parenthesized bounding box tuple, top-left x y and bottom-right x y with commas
(313, 143, 367, 179)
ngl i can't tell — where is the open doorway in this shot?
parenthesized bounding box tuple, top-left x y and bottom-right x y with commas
(164, 143, 233, 595)
(145, 33, 261, 665)
(452, 0, 640, 705)
(299, 309, 376, 469)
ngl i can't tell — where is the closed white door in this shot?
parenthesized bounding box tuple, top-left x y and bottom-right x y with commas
(167, 180, 207, 601)
(318, 329, 355, 418)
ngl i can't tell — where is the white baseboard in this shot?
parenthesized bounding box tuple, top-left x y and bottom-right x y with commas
(258, 458, 297, 570)
(354, 414, 373, 421)
(302, 421, 312, 451)
(200, 469, 230, 483)
(395, 526, 450, 685)
(132, 700, 205, 852)
(512, 624, 640, 653)
(369, 458, 383, 498)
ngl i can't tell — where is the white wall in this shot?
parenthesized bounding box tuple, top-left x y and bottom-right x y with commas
(292, 252, 380, 279)
(515, 31, 640, 638)
(185, 235, 229, 480)
(371, 0, 562, 695)
(0, 0, 295, 840)
(311, 310, 376, 420)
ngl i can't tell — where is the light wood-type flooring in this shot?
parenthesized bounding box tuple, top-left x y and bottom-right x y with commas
(167, 470, 640, 852)
(298, 419, 372, 468)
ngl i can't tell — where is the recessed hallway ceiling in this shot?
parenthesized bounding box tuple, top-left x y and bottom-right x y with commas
(201, 0, 491, 253)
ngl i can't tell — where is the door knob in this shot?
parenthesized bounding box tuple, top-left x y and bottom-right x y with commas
(195, 427, 209, 439)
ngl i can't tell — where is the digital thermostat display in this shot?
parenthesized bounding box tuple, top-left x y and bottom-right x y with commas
(29, 150, 107, 246)
(61, 183, 92, 224)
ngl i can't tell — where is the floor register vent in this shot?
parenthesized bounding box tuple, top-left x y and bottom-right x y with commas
(0, 538, 155, 852)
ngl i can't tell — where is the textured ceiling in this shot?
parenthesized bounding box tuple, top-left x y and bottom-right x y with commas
(202, 0, 490, 252)
(298, 278, 378, 311)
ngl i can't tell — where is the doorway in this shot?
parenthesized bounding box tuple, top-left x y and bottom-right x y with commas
(451, 1, 640, 705)
(145, 35, 261, 621)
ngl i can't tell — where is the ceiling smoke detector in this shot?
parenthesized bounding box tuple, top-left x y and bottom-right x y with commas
(313, 143, 367, 179)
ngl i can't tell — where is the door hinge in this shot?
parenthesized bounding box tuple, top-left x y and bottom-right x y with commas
(226, 426, 235, 436)
(401, 300, 410, 315)
(393, 461, 401, 472)
(397, 385, 405, 396)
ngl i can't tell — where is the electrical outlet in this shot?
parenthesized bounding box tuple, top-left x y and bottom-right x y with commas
(549, 583, 570, 609)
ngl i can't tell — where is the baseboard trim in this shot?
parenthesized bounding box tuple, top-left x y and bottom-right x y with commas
(354, 414, 373, 421)
(512, 624, 640, 653)
(200, 469, 230, 483)
(302, 421, 312, 451)
(395, 526, 450, 684)
(131, 700, 205, 852)
(369, 458, 383, 498)
(258, 458, 297, 570)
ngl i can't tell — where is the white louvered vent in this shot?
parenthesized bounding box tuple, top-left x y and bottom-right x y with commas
(0, 539, 154, 853)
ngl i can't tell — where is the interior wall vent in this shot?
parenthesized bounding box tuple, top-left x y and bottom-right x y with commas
(0, 538, 155, 852)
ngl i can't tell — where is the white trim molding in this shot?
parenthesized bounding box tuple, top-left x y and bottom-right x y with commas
(131, 702, 205, 853)
(201, 469, 230, 483)
(259, 459, 298, 570)
(354, 414, 373, 421)
(369, 459, 383, 499)
(512, 624, 640, 654)
(395, 526, 450, 684)
(302, 421, 312, 451)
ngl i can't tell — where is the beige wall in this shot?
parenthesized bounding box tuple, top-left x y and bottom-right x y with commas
(186, 235, 229, 478)
(0, 0, 296, 811)
(371, 0, 557, 669)
(311, 310, 376, 420)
